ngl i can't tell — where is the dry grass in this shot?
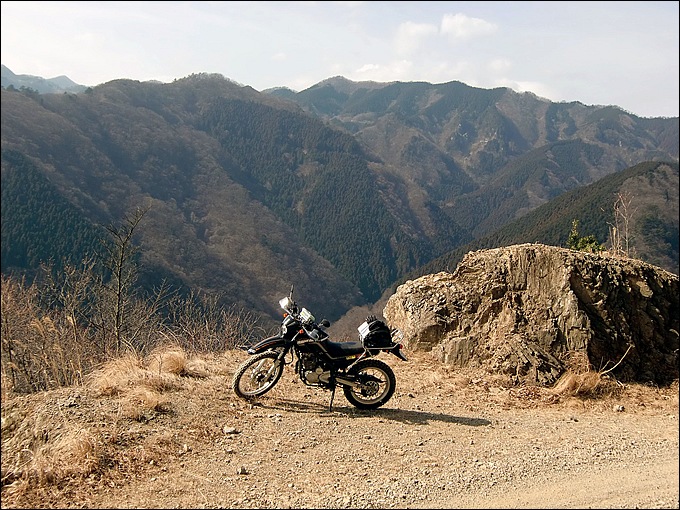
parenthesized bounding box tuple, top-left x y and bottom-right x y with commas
(119, 387, 172, 420)
(86, 344, 210, 399)
(1, 344, 213, 506)
(1, 277, 96, 396)
(1, 422, 104, 497)
(145, 345, 210, 378)
(30, 427, 100, 482)
(551, 350, 624, 398)
(146, 347, 187, 375)
(1, 272, 253, 400)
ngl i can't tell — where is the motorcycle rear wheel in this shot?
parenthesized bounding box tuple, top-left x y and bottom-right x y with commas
(232, 350, 284, 400)
(343, 359, 396, 410)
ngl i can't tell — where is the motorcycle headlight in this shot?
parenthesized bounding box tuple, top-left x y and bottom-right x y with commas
(300, 308, 315, 324)
(279, 297, 293, 312)
(281, 325, 288, 335)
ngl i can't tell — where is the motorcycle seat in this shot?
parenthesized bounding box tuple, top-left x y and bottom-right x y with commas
(323, 340, 365, 358)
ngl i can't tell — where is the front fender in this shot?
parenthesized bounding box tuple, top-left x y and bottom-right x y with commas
(247, 335, 287, 354)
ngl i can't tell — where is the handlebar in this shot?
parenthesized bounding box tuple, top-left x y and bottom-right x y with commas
(280, 295, 330, 338)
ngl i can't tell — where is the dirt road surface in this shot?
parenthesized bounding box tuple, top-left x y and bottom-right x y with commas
(2, 350, 678, 509)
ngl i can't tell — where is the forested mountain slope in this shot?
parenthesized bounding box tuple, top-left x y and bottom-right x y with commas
(2, 73, 678, 322)
(406, 161, 679, 285)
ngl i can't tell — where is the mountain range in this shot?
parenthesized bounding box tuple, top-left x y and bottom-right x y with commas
(1, 65, 87, 95)
(1, 66, 678, 325)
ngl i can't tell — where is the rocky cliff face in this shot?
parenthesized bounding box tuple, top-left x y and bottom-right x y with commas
(384, 244, 679, 386)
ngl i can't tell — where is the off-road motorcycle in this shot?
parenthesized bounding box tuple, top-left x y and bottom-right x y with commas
(232, 287, 407, 411)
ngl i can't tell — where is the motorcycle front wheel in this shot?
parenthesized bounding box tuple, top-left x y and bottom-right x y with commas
(343, 358, 396, 410)
(232, 350, 284, 400)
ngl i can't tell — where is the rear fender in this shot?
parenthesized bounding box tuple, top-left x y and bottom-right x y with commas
(388, 343, 408, 361)
(247, 336, 287, 355)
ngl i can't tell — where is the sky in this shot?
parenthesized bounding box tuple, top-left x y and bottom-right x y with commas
(1, 1, 678, 118)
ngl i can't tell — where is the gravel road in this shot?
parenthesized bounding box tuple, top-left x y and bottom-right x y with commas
(2, 350, 677, 509)
(82, 351, 679, 509)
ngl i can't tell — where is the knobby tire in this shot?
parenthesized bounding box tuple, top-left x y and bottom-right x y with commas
(232, 350, 284, 400)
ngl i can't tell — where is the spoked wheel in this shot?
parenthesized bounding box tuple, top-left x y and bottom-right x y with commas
(343, 359, 396, 410)
(232, 350, 284, 400)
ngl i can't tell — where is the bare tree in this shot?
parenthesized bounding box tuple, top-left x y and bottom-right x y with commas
(95, 206, 149, 353)
(39, 258, 99, 354)
(165, 290, 266, 352)
(1, 273, 97, 394)
(607, 192, 636, 257)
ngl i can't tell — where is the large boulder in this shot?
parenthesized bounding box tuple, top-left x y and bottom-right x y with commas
(384, 243, 679, 386)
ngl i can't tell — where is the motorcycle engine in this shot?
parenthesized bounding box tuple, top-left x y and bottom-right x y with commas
(299, 352, 331, 384)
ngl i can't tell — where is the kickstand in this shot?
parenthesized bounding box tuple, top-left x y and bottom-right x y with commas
(328, 386, 336, 412)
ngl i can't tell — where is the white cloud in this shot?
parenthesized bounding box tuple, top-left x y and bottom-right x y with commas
(488, 58, 512, 74)
(395, 21, 438, 56)
(352, 60, 414, 82)
(355, 63, 382, 74)
(494, 78, 556, 102)
(440, 13, 497, 40)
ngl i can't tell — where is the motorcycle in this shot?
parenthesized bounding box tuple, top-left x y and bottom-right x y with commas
(232, 287, 407, 411)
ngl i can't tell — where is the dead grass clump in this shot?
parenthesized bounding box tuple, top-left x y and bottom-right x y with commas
(551, 350, 625, 398)
(146, 347, 187, 375)
(87, 349, 189, 398)
(145, 345, 211, 378)
(120, 387, 171, 421)
(85, 346, 211, 423)
(37, 428, 100, 479)
(183, 358, 211, 378)
(86, 352, 145, 396)
(2, 426, 102, 496)
(87, 345, 213, 400)
(552, 371, 605, 396)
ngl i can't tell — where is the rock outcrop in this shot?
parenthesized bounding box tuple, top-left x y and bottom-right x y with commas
(384, 243, 679, 386)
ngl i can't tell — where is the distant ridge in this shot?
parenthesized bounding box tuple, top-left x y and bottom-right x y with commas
(1, 64, 87, 94)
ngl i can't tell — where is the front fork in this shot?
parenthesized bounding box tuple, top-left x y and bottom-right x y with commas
(250, 346, 289, 382)
(253, 356, 282, 382)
